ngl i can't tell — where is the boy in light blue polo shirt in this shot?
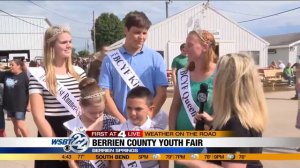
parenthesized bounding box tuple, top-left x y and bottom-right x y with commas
(100, 11, 168, 123)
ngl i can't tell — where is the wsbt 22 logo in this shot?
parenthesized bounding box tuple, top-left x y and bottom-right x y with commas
(51, 132, 89, 153)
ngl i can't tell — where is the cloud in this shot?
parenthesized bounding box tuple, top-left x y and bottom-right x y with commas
(211, 1, 300, 29)
(209, 1, 300, 37)
(1, 1, 300, 51)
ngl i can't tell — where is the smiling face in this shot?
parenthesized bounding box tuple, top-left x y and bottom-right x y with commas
(126, 97, 152, 126)
(53, 32, 72, 59)
(124, 26, 148, 51)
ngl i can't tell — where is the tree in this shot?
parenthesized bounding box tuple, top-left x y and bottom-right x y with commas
(78, 50, 90, 57)
(92, 13, 124, 51)
(72, 48, 78, 57)
(71, 48, 78, 62)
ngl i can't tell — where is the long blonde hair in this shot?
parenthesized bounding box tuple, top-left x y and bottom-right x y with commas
(43, 26, 80, 95)
(213, 53, 268, 132)
(187, 29, 218, 72)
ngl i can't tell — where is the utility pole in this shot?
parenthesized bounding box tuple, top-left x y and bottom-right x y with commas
(165, 0, 172, 18)
(93, 11, 96, 53)
(87, 39, 89, 51)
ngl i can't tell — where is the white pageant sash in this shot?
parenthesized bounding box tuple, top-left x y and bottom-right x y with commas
(29, 67, 106, 168)
(28, 67, 81, 117)
(108, 50, 144, 89)
(122, 160, 142, 168)
(110, 122, 142, 168)
(108, 49, 168, 130)
(178, 68, 199, 127)
(121, 123, 143, 168)
(63, 118, 107, 168)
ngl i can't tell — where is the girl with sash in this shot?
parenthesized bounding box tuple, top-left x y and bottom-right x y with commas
(29, 26, 86, 168)
(65, 77, 119, 168)
(176, 53, 268, 168)
(169, 29, 217, 168)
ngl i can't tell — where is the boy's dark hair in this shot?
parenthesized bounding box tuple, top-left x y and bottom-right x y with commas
(127, 86, 153, 106)
(180, 43, 186, 51)
(124, 11, 152, 30)
(98, 43, 109, 51)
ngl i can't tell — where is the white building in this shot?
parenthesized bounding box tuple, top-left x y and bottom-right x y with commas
(0, 13, 51, 61)
(263, 32, 300, 65)
(110, 3, 269, 68)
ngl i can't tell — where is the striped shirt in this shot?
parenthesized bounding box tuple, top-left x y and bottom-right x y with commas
(29, 66, 86, 116)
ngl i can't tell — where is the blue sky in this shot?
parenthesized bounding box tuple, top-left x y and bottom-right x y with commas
(1, 1, 300, 52)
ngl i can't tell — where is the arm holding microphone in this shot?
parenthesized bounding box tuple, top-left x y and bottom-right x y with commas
(195, 83, 213, 130)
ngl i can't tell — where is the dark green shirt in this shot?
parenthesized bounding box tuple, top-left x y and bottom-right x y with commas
(171, 54, 188, 74)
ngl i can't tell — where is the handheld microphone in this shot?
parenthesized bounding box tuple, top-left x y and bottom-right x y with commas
(195, 83, 208, 130)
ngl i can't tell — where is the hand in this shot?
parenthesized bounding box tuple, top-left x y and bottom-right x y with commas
(148, 110, 154, 119)
(119, 117, 127, 124)
(194, 112, 213, 125)
(87, 116, 104, 130)
(175, 160, 203, 168)
(175, 160, 222, 168)
(68, 160, 79, 168)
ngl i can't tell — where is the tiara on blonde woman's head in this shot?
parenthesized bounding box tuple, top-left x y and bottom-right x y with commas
(193, 29, 213, 45)
(47, 25, 70, 43)
(81, 91, 104, 100)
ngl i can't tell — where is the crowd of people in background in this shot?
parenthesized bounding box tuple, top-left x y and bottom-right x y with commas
(0, 8, 299, 168)
(86, 44, 110, 83)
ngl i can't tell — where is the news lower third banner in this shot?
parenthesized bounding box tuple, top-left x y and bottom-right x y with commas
(0, 131, 300, 160)
(1, 154, 300, 160)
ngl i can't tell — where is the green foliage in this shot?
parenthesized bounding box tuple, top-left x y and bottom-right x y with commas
(92, 13, 124, 51)
(72, 48, 78, 57)
(72, 48, 78, 61)
(77, 50, 90, 57)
